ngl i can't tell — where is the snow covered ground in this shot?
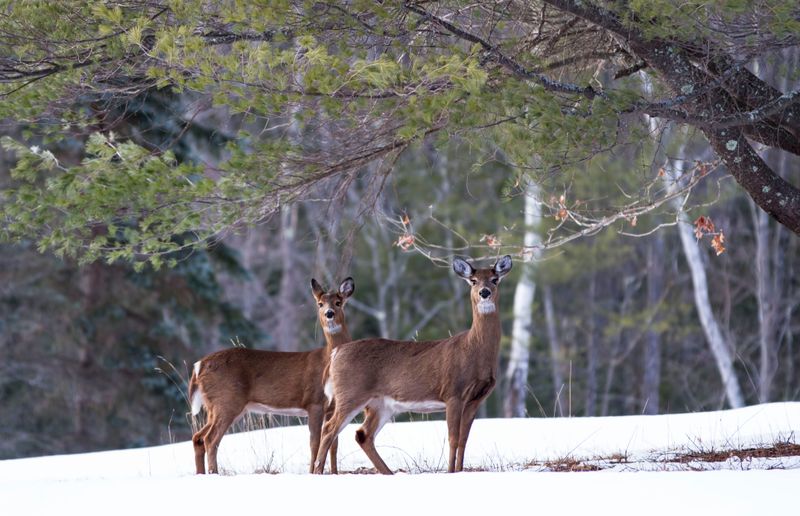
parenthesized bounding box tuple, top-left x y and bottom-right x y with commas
(1, 402, 798, 515)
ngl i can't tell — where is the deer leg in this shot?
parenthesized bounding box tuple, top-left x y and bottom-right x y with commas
(204, 409, 238, 475)
(455, 377, 495, 472)
(445, 399, 464, 473)
(355, 406, 393, 475)
(314, 402, 365, 474)
(455, 400, 482, 472)
(192, 419, 213, 474)
(307, 404, 324, 474)
(324, 400, 339, 475)
(330, 437, 339, 475)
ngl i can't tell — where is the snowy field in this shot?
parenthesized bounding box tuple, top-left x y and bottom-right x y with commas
(1, 402, 798, 515)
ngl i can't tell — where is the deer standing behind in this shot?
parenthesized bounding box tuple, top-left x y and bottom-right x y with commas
(188, 277, 355, 474)
(313, 255, 512, 475)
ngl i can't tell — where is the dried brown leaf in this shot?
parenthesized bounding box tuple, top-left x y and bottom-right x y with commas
(394, 233, 415, 251)
(711, 232, 726, 255)
(480, 234, 502, 248)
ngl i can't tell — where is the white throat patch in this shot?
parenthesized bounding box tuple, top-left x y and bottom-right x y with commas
(477, 299, 496, 314)
(325, 321, 342, 334)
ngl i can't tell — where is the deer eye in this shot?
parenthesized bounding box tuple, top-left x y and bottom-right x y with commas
(470, 279, 478, 286)
(318, 302, 323, 308)
(491, 277, 499, 285)
(335, 301, 341, 307)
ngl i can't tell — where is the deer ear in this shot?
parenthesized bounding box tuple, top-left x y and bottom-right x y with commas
(493, 255, 513, 278)
(339, 277, 355, 298)
(452, 258, 475, 280)
(311, 278, 325, 299)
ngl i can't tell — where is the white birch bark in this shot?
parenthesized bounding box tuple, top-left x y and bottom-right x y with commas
(671, 159, 745, 408)
(752, 205, 778, 403)
(503, 181, 541, 417)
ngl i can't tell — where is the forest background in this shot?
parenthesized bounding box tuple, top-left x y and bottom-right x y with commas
(0, 1, 798, 460)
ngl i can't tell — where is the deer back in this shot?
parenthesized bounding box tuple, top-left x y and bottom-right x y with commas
(195, 347, 328, 410)
(329, 332, 483, 403)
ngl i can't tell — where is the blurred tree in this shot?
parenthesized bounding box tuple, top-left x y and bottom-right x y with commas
(0, 88, 263, 459)
(0, 236, 261, 458)
(642, 232, 665, 414)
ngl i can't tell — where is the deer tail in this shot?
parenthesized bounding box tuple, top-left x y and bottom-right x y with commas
(189, 360, 204, 416)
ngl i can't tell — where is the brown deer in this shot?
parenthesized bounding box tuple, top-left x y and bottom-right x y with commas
(313, 255, 512, 475)
(188, 277, 355, 474)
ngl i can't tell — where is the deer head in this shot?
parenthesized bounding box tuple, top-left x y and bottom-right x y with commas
(311, 277, 355, 336)
(453, 255, 512, 315)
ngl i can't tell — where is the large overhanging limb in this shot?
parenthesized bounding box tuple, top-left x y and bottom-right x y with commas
(537, 0, 800, 158)
(705, 57, 800, 141)
(536, 0, 800, 235)
(739, 119, 800, 157)
(706, 128, 800, 233)
(644, 88, 800, 130)
(674, 40, 800, 155)
(402, 3, 800, 139)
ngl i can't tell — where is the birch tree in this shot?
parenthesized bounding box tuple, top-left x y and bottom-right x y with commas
(504, 182, 541, 417)
(669, 158, 745, 408)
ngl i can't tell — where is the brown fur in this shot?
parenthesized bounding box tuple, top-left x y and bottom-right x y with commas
(313, 256, 512, 475)
(189, 279, 354, 474)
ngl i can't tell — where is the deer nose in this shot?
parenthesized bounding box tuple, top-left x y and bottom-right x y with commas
(325, 310, 335, 319)
(479, 288, 491, 299)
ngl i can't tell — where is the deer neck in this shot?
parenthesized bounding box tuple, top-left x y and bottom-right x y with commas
(466, 306, 502, 354)
(323, 323, 352, 352)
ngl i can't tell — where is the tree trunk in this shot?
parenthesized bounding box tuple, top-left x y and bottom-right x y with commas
(749, 54, 794, 404)
(543, 285, 566, 417)
(752, 206, 778, 403)
(504, 182, 541, 417)
(275, 203, 300, 351)
(671, 160, 745, 408)
(436, 146, 464, 333)
(273, 64, 304, 352)
(600, 274, 635, 417)
(640, 73, 664, 415)
(76, 254, 105, 439)
(642, 234, 664, 414)
(585, 275, 598, 416)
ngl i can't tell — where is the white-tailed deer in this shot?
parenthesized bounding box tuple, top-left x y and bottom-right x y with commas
(188, 277, 355, 474)
(313, 255, 512, 474)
